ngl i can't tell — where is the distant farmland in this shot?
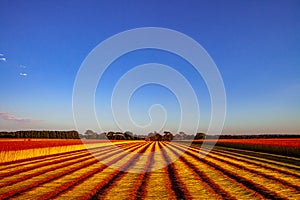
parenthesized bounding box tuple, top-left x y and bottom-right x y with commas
(0, 139, 300, 199)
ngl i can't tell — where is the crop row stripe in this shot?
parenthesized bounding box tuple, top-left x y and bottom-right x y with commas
(0, 147, 86, 168)
(0, 142, 138, 187)
(0, 144, 86, 164)
(0, 141, 120, 170)
(213, 145, 300, 166)
(201, 153, 300, 199)
(165, 143, 237, 200)
(184, 143, 300, 198)
(13, 141, 146, 199)
(0, 142, 145, 199)
(208, 146, 300, 173)
(200, 149, 300, 194)
(0, 150, 88, 173)
(42, 142, 149, 200)
(0, 141, 133, 168)
(189, 144, 300, 189)
(33, 142, 149, 200)
(84, 142, 153, 199)
(162, 143, 232, 199)
(139, 142, 177, 199)
(206, 146, 300, 178)
(186, 143, 300, 199)
(101, 142, 158, 200)
(52, 142, 159, 200)
(169, 142, 286, 200)
(199, 146, 300, 187)
(158, 142, 189, 200)
(0, 145, 112, 178)
(0, 141, 136, 174)
(168, 143, 264, 199)
(133, 142, 156, 200)
(0, 153, 94, 188)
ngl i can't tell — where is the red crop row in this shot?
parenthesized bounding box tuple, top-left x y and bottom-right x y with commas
(216, 138, 300, 148)
(192, 138, 300, 157)
(0, 139, 84, 151)
(193, 138, 300, 147)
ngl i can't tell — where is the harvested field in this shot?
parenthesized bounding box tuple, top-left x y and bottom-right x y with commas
(0, 140, 300, 199)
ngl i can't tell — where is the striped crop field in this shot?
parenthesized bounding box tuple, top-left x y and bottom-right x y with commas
(0, 140, 300, 199)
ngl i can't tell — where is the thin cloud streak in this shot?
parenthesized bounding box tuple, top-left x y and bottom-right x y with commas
(0, 57, 6, 62)
(20, 73, 28, 77)
(0, 112, 34, 123)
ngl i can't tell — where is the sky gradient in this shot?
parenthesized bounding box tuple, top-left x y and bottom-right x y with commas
(0, 0, 299, 134)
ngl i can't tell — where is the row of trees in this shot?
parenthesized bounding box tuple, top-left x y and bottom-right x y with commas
(81, 130, 204, 141)
(0, 131, 80, 139)
(145, 131, 206, 141)
(82, 130, 136, 140)
(0, 130, 204, 141)
(3, 130, 295, 140)
(82, 131, 300, 141)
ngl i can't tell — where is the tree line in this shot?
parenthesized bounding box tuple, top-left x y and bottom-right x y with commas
(0, 130, 80, 139)
(82, 130, 136, 140)
(1, 130, 298, 140)
(81, 130, 205, 141)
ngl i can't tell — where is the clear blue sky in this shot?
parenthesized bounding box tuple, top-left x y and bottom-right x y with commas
(0, 0, 299, 134)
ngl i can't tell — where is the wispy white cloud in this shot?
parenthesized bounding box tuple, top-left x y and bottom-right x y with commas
(20, 72, 28, 77)
(0, 53, 6, 62)
(20, 65, 27, 68)
(0, 112, 34, 123)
